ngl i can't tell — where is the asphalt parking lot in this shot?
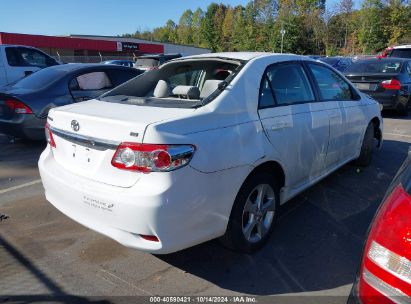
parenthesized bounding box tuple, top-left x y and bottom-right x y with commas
(0, 113, 410, 303)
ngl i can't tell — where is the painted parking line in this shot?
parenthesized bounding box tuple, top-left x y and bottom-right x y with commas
(0, 179, 42, 195)
(384, 132, 411, 139)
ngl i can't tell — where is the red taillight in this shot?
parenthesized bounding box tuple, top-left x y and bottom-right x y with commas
(139, 235, 159, 242)
(4, 98, 32, 114)
(111, 143, 195, 173)
(381, 79, 401, 90)
(45, 123, 56, 148)
(358, 184, 411, 303)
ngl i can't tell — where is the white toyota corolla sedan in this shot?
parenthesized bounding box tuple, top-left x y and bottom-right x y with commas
(39, 52, 383, 254)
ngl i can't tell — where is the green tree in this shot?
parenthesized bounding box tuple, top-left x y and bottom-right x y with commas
(177, 9, 193, 45)
(191, 8, 204, 46)
(232, 5, 247, 51)
(385, 0, 410, 45)
(202, 3, 220, 51)
(222, 7, 235, 51)
(244, 2, 257, 50)
(358, 0, 388, 53)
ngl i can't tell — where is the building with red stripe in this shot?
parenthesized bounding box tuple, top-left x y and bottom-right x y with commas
(0, 32, 165, 60)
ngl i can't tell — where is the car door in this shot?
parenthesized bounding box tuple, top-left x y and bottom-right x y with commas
(4, 47, 56, 84)
(258, 62, 330, 189)
(306, 62, 361, 167)
(69, 70, 114, 102)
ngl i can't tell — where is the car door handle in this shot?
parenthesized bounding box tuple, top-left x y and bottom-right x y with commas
(24, 71, 33, 76)
(329, 113, 340, 118)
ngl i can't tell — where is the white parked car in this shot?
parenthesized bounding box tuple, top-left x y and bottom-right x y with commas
(0, 45, 60, 87)
(39, 52, 383, 254)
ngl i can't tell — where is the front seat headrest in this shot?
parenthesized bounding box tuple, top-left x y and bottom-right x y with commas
(153, 80, 171, 98)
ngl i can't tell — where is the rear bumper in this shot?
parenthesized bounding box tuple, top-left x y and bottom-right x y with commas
(367, 91, 408, 110)
(347, 277, 361, 304)
(38, 146, 248, 254)
(0, 114, 45, 140)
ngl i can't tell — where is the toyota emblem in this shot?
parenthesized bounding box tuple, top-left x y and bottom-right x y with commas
(71, 120, 80, 132)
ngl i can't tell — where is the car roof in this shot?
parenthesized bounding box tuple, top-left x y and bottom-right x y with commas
(179, 52, 311, 62)
(393, 45, 411, 49)
(104, 60, 133, 63)
(137, 53, 181, 59)
(45, 63, 134, 72)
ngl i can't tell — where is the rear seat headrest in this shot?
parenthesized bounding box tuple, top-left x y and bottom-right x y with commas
(200, 80, 222, 99)
(172, 85, 200, 100)
(153, 80, 171, 98)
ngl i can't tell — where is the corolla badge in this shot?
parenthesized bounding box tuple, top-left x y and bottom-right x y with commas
(71, 120, 80, 132)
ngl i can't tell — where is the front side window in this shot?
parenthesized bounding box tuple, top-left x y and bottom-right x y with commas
(6, 47, 56, 67)
(259, 63, 315, 108)
(18, 48, 49, 67)
(308, 64, 352, 101)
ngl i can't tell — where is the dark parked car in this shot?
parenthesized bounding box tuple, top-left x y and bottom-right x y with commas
(0, 64, 141, 140)
(344, 58, 411, 115)
(102, 60, 135, 68)
(318, 56, 353, 72)
(134, 53, 182, 72)
(348, 147, 411, 304)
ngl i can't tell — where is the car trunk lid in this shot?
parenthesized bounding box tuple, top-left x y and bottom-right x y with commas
(48, 99, 194, 188)
(345, 73, 399, 92)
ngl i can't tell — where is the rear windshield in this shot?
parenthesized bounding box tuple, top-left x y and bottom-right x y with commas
(11, 68, 63, 89)
(319, 58, 339, 65)
(345, 60, 402, 74)
(100, 58, 243, 108)
(390, 49, 411, 59)
(135, 58, 159, 67)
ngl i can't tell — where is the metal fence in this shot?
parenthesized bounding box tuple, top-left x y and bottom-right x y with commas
(53, 55, 135, 64)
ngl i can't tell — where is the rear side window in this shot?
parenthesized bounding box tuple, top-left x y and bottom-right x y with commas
(5, 48, 20, 66)
(259, 63, 315, 108)
(390, 49, 411, 59)
(308, 64, 352, 101)
(70, 72, 112, 91)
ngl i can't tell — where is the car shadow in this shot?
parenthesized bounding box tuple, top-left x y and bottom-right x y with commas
(0, 138, 45, 164)
(0, 235, 111, 304)
(382, 110, 411, 120)
(155, 139, 410, 296)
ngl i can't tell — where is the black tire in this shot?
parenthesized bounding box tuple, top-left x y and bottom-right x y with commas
(398, 98, 411, 116)
(355, 123, 374, 167)
(219, 172, 279, 253)
(397, 101, 410, 116)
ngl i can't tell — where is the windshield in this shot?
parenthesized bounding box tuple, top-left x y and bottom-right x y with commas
(135, 58, 160, 67)
(100, 58, 242, 108)
(390, 49, 411, 59)
(345, 60, 402, 74)
(12, 68, 64, 89)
